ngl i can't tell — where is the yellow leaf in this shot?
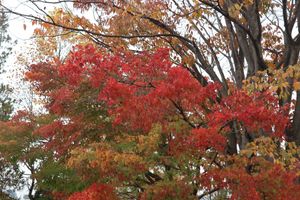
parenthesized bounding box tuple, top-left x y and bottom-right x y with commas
(182, 54, 195, 66)
(266, 61, 276, 69)
(293, 82, 300, 90)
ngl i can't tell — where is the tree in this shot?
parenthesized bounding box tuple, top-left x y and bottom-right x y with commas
(2, 0, 300, 145)
(0, 8, 12, 68)
(24, 45, 299, 199)
(0, 111, 88, 200)
(0, 7, 14, 121)
(0, 6, 18, 197)
(1, 0, 300, 199)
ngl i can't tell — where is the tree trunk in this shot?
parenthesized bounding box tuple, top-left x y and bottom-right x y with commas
(290, 90, 300, 145)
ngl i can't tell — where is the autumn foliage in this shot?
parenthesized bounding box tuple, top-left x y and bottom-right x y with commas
(68, 183, 118, 200)
(1, 0, 300, 199)
(22, 44, 298, 199)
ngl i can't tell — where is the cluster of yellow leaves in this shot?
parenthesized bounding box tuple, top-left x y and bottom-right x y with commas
(182, 54, 195, 67)
(227, 1, 273, 22)
(31, 8, 93, 61)
(244, 0, 254, 6)
(68, 142, 145, 176)
(243, 64, 300, 99)
(207, 27, 232, 53)
(262, 27, 283, 58)
(0, 121, 31, 148)
(228, 3, 242, 19)
(137, 124, 162, 156)
(67, 124, 166, 183)
(241, 137, 300, 171)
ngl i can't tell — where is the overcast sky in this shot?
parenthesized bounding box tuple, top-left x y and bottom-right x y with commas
(2, 1, 44, 198)
(1, 0, 85, 197)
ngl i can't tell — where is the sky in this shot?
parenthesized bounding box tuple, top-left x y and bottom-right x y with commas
(1, 1, 86, 198)
(2, 1, 48, 198)
(1, 0, 37, 114)
(2, 0, 93, 112)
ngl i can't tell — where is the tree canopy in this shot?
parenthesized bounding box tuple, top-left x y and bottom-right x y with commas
(0, 0, 300, 199)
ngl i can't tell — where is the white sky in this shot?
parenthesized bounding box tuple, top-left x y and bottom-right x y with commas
(1, 1, 87, 198)
(2, 1, 48, 199)
(5, 1, 34, 38)
(3, 0, 73, 110)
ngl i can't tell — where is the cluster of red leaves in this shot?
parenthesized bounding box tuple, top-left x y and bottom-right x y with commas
(168, 89, 289, 155)
(188, 127, 227, 152)
(201, 163, 300, 200)
(52, 192, 69, 200)
(58, 45, 220, 132)
(209, 90, 289, 137)
(168, 127, 227, 157)
(25, 44, 295, 199)
(26, 45, 291, 157)
(139, 181, 193, 200)
(33, 118, 82, 155)
(25, 61, 61, 93)
(68, 183, 118, 200)
(49, 87, 76, 115)
(25, 46, 108, 154)
(98, 67, 218, 131)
